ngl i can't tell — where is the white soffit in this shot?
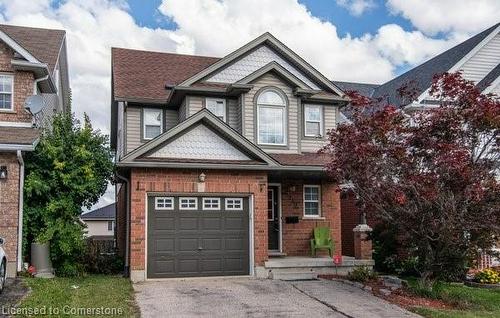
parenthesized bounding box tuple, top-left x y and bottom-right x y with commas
(206, 45, 320, 89)
(148, 124, 252, 161)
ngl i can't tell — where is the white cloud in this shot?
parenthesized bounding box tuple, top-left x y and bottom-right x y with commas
(336, 0, 376, 16)
(387, 0, 500, 35)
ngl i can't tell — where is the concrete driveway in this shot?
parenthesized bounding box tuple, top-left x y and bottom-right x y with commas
(134, 278, 421, 318)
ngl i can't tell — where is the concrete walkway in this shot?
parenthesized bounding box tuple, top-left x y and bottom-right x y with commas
(134, 278, 421, 318)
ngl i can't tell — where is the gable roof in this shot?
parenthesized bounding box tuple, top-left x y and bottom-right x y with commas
(371, 23, 500, 106)
(332, 81, 379, 97)
(112, 48, 220, 103)
(119, 109, 280, 167)
(180, 32, 345, 96)
(0, 24, 65, 73)
(81, 203, 115, 220)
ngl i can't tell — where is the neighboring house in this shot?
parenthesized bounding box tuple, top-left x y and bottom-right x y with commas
(111, 32, 362, 281)
(0, 24, 70, 277)
(334, 22, 500, 258)
(80, 203, 116, 240)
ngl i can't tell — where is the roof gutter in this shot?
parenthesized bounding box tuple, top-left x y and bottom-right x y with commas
(0, 142, 38, 152)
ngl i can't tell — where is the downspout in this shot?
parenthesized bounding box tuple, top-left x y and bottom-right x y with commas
(115, 172, 130, 277)
(33, 75, 49, 94)
(16, 150, 24, 272)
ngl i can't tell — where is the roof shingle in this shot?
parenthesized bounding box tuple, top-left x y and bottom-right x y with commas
(271, 152, 330, 166)
(81, 203, 115, 220)
(0, 127, 39, 145)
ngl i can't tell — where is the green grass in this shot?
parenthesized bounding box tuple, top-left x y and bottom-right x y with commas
(405, 278, 500, 318)
(16, 275, 138, 317)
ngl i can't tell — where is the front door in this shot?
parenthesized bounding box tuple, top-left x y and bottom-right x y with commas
(267, 185, 280, 251)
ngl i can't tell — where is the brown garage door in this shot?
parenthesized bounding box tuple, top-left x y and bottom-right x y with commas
(147, 195, 250, 278)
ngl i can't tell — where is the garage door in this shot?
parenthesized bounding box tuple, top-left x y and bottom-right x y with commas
(147, 195, 250, 278)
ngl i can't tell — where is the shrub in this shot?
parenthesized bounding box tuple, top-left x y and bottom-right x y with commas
(474, 269, 500, 284)
(347, 266, 378, 283)
(84, 239, 123, 275)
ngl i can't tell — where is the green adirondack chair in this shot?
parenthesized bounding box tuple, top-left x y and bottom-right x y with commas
(310, 227, 334, 257)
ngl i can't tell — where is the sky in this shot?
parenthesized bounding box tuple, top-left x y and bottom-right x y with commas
(0, 0, 499, 209)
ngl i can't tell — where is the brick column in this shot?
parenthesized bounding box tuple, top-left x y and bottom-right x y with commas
(353, 224, 372, 260)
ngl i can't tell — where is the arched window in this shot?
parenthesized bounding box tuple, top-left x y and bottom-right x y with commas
(257, 89, 286, 145)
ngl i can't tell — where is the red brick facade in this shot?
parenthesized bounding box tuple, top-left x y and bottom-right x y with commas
(0, 41, 33, 123)
(123, 168, 342, 274)
(0, 153, 20, 276)
(340, 191, 360, 257)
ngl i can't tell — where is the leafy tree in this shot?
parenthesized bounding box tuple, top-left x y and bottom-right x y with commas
(24, 113, 114, 276)
(324, 72, 500, 285)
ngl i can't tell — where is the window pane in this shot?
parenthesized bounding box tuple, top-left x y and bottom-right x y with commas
(305, 106, 321, 121)
(145, 125, 161, 139)
(305, 187, 319, 200)
(144, 109, 161, 125)
(206, 99, 225, 120)
(259, 106, 284, 144)
(257, 90, 284, 105)
(306, 121, 320, 136)
(305, 202, 319, 215)
(0, 93, 11, 109)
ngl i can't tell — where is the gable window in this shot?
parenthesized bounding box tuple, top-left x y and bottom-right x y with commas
(203, 197, 220, 210)
(257, 89, 286, 145)
(206, 98, 226, 121)
(143, 108, 163, 140)
(304, 185, 321, 217)
(0, 74, 13, 110)
(179, 197, 198, 210)
(304, 105, 323, 137)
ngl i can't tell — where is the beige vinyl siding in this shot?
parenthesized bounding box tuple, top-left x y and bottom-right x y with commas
(300, 104, 336, 152)
(227, 98, 239, 131)
(459, 32, 500, 83)
(236, 95, 243, 133)
(125, 106, 142, 153)
(165, 109, 179, 131)
(187, 96, 204, 117)
(178, 98, 187, 121)
(243, 72, 298, 154)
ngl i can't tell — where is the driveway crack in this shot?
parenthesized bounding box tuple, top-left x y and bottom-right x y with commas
(291, 283, 355, 318)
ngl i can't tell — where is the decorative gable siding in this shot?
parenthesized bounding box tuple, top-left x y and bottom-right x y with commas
(206, 45, 320, 89)
(300, 104, 336, 152)
(243, 72, 299, 154)
(459, 32, 500, 83)
(149, 124, 251, 160)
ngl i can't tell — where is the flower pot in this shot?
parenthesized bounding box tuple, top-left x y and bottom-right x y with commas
(30, 242, 54, 278)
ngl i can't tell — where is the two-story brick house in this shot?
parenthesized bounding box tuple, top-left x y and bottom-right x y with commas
(0, 24, 70, 277)
(111, 33, 375, 281)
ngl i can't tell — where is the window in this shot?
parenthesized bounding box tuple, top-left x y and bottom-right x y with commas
(206, 98, 226, 121)
(107, 221, 114, 231)
(179, 197, 198, 210)
(143, 108, 163, 140)
(203, 197, 220, 210)
(303, 185, 321, 217)
(304, 105, 323, 137)
(0, 74, 13, 110)
(225, 198, 243, 210)
(257, 89, 286, 145)
(155, 197, 174, 210)
(267, 189, 275, 221)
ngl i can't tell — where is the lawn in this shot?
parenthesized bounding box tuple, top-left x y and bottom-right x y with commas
(15, 275, 138, 317)
(407, 279, 500, 318)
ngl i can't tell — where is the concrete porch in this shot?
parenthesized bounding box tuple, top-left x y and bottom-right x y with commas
(259, 256, 375, 280)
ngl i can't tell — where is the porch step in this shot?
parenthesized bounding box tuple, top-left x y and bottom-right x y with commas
(268, 252, 287, 258)
(271, 271, 318, 281)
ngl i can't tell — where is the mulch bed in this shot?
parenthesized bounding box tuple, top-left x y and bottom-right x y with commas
(319, 274, 454, 311)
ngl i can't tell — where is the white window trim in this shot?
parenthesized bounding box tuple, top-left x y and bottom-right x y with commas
(0, 74, 14, 112)
(155, 197, 174, 210)
(202, 197, 221, 210)
(256, 89, 287, 146)
(143, 108, 163, 140)
(303, 185, 321, 217)
(107, 220, 114, 231)
(225, 198, 243, 210)
(267, 189, 275, 221)
(304, 104, 323, 137)
(205, 98, 226, 122)
(179, 197, 198, 210)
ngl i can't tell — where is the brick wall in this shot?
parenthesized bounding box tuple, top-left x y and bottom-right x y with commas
(0, 41, 34, 123)
(340, 191, 360, 257)
(0, 152, 20, 276)
(280, 178, 342, 257)
(128, 168, 268, 271)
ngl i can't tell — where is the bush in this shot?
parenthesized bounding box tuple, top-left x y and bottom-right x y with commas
(474, 269, 500, 284)
(347, 266, 378, 283)
(84, 239, 123, 275)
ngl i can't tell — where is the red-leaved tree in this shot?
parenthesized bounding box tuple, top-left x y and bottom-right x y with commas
(324, 72, 500, 284)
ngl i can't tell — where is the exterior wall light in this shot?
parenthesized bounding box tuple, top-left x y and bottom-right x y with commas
(198, 173, 206, 182)
(0, 166, 7, 179)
